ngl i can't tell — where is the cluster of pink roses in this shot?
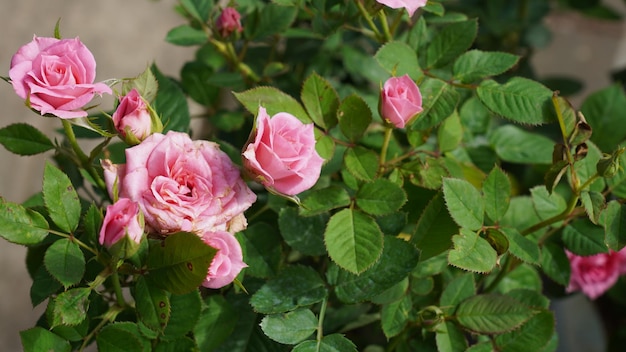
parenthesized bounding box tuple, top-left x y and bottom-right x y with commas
(566, 249, 626, 300)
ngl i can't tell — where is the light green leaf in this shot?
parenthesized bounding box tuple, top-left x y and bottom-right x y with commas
(381, 295, 413, 339)
(483, 166, 511, 222)
(0, 123, 55, 155)
(411, 78, 460, 131)
(500, 227, 540, 265)
(179, 0, 211, 22)
(426, 19, 478, 69)
(436, 321, 468, 352)
(51, 288, 90, 328)
(580, 191, 605, 225)
(442, 178, 484, 230)
(122, 65, 159, 102)
(234, 86, 310, 123)
(356, 179, 407, 216)
(250, 265, 327, 314)
(299, 186, 351, 216)
(489, 125, 554, 164)
(260, 308, 318, 345)
(440, 273, 476, 313)
(325, 209, 383, 274)
(344, 146, 379, 182)
(245, 4, 298, 40)
(495, 310, 555, 352)
(448, 228, 497, 273)
(455, 294, 537, 334)
(165, 24, 208, 46)
(530, 185, 567, 221)
(0, 198, 48, 245)
(292, 334, 357, 352)
(96, 323, 144, 352)
(375, 41, 422, 80)
(21, 327, 71, 352)
(338, 94, 372, 142)
(477, 77, 554, 125)
(44, 239, 85, 288)
(301, 72, 339, 129)
(541, 243, 570, 286)
(572, 141, 605, 192)
(43, 162, 81, 233)
(602, 200, 626, 251)
(581, 83, 626, 152)
(437, 111, 463, 153)
(562, 218, 608, 256)
(453, 50, 519, 83)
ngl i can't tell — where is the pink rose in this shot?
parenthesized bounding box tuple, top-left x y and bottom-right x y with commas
(102, 131, 256, 235)
(242, 106, 324, 196)
(9, 36, 111, 119)
(201, 231, 247, 289)
(375, 0, 427, 17)
(380, 74, 423, 128)
(216, 7, 243, 38)
(99, 198, 144, 258)
(112, 89, 161, 145)
(566, 249, 626, 299)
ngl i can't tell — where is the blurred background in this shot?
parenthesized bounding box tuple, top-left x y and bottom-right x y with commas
(0, 0, 625, 350)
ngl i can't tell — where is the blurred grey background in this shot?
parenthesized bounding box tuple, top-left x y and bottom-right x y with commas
(0, 0, 625, 350)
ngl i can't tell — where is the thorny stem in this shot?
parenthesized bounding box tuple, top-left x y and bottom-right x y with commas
(379, 126, 393, 168)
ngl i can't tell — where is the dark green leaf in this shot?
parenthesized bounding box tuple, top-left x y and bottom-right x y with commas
(278, 207, 327, 256)
(165, 25, 208, 46)
(562, 218, 608, 256)
(489, 125, 554, 164)
(0, 198, 48, 245)
(426, 19, 478, 69)
(44, 238, 85, 288)
(501, 227, 540, 265)
(453, 50, 519, 83)
(531, 185, 567, 220)
(495, 310, 555, 352)
(411, 78, 460, 130)
(337, 94, 372, 142)
(241, 222, 282, 278)
(455, 294, 537, 334)
(194, 295, 237, 352)
(375, 41, 422, 80)
(30, 265, 62, 306)
(301, 72, 339, 130)
(0, 123, 55, 155)
(260, 308, 318, 345)
(246, 4, 298, 40)
(43, 162, 81, 233)
(234, 86, 310, 123)
(436, 321, 468, 352)
(152, 64, 191, 133)
(299, 186, 351, 216)
(602, 200, 626, 251)
(411, 191, 459, 260)
(344, 146, 379, 182)
(541, 242, 570, 286)
(580, 191, 605, 225)
(96, 323, 144, 352)
(163, 290, 202, 338)
(356, 179, 407, 216)
(582, 84, 626, 152)
(134, 276, 170, 333)
(440, 273, 476, 313)
(181, 61, 219, 106)
(20, 327, 71, 352)
(381, 295, 413, 338)
(292, 334, 357, 352)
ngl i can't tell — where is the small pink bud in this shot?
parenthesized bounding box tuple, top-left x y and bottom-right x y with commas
(379, 75, 423, 128)
(99, 198, 144, 258)
(216, 7, 243, 38)
(112, 89, 162, 145)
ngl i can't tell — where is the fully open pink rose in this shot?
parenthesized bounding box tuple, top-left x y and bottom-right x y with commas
(100, 198, 144, 247)
(380, 74, 423, 128)
(242, 106, 324, 196)
(375, 0, 427, 17)
(201, 231, 247, 289)
(9, 36, 111, 119)
(566, 249, 626, 299)
(216, 7, 243, 38)
(112, 88, 158, 145)
(103, 131, 256, 235)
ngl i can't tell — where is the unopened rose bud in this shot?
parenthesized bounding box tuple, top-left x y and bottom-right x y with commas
(112, 88, 162, 145)
(379, 75, 423, 128)
(374, 0, 427, 17)
(216, 7, 243, 38)
(597, 147, 626, 178)
(99, 198, 144, 259)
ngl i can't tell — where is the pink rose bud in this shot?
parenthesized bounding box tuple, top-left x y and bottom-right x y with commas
(201, 231, 247, 289)
(99, 198, 144, 258)
(9, 36, 111, 119)
(375, 0, 427, 17)
(112, 89, 162, 145)
(380, 74, 423, 128)
(216, 7, 243, 38)
(566, 249, 626, 300)
(102, 131, 256, 235)
(243, 106, 324, 196)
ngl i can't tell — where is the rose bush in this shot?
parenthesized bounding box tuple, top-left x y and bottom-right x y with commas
(9, 36, 111, 118)
(103, 130, 256, 235)
(201, 230, 247, 289)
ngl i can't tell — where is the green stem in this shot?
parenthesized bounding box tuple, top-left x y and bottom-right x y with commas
(521, 192, 579, 237)
(110, 266, 128, 308)
(79, 304, 124, 351)
(483, 255, 515, 293)
(316, 298, 328, 352)
(379, 10, 393, 42)
(379, 126, 393, 168)
(61, 119, 107, 191)
(356, 0, 383, 42)
(48, 229, 99, 256)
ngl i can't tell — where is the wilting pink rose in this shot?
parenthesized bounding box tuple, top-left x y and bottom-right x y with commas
(102, 131, 256, 235)
(243, 106, 324, 196)
(566, 249, 626, 299)
(112, 89, 157, 144)
(9, 36, 111, 119)
(201, 231, 247, 289)
(216, 7, 243, 38)
(375, 0, 427, 17)
(380, 75, 423, 128)
(99, 198, 144, 248)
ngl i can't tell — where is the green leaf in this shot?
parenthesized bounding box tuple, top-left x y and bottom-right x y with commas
(442, 178, 484, 230)
(501, 227, 540, 265)
(44, 238, 85, 288)
(299, 186, 351, 216)
(0, 198, 48, 245)
(145, 232, 216, 295)
(448, 228, 498, 273)
(375, 41, 422, 80)
(495, 310, 555, 352)
(530, 186, 567, 221)
(279, 207, 327, 256)
(477, 77, 554, 125)
(411, 191, 459, 260)
(51, 288, 90, 328)
(96, 323, 144, 352)
(260, 308, 318, 345)
(246, 4, 298, 40)
(356, 179, 407, 216)
(572, 141, 605, 192)
(152, 64, 191, 133)
(325, 209, 383, 274)
(562, 218, 608, 256)
(602, 200, 626, 251)
(381, 295, 413, 338)
(453, 50, 519, 83)
(122, 65, 159, 102)
(440, 273, 476, 314)
(606, 149, 626, 197)
(250, 265, 327, 314)
(0, 123, 55, 155)
(337, 94, 372, 142)
(165, 24, 208, 46)
(541, 242, 570, 286)
(43, 162, 81, 233)
(301, 72, 339, 130)
(334, 235, 419, 303)
(234, 86, 310, 123)
(483, 166, 511, 222)
(581, 83, 626, 152)
(292, 334, 357, 352)
(344, 146, 379, 182)
(580, 191, 605, 225)
(154, 337, 196, 352)
(163, 290, 202, 338)
(181, 61, 219, 107)
(194, 295, 237, 352)
(410, 77, 460, 130)
(30, 266, 62, 306)
(437, 111, 463, 152)
(134, 276, 170, 333)
(489, 125, 554, 164)
(455, 294, 537, 334)
(241, 223, 282, 278)
(20, 327, 71, 352)
(426, 19, 478, 69)
(436, 321, 468, 352)
(179, 0, 211, 22)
